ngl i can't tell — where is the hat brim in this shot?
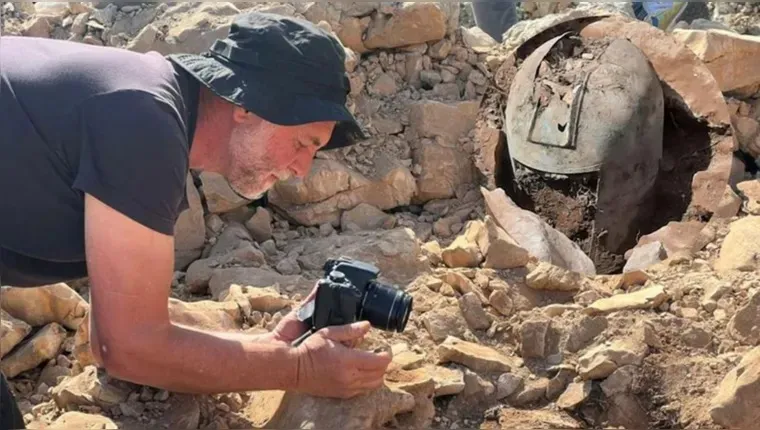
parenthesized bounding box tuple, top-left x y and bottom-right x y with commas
(168, 53, 366, 150)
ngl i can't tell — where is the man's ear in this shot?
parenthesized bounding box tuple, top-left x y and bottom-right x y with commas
(232, 106, 257, 125)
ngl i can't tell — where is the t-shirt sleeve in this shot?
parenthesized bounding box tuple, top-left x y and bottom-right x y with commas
(72, 90, 190, 236)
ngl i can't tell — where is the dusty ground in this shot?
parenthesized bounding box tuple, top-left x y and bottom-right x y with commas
(2, 2, 760, 430)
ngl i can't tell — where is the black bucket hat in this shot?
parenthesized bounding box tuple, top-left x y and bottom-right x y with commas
(167, 11, 366, 150)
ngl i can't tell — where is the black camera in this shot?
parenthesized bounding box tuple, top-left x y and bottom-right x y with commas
(292, 257, 413, 346)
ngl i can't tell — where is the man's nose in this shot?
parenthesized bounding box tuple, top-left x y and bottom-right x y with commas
(290, 149, 316, 178)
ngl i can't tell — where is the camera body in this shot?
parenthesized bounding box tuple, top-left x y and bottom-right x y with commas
(294, 257, 413, 344)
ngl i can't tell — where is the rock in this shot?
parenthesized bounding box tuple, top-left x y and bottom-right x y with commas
(368, 73, 398, 96)
(0, 309, 32, 359)
(632, 221, 710, 257)
(23, 15, 54, 38)
(489, 289, 513, 316)
(584, 284, 669, 315)
(208, 222, 253, 257)
(508, 377, 550, 406)
(410, 101, 479, 201)
(145, 3, 239, 55)
(174, 174, 206, 269)
(208, 267, 312, 300)
(478, 216, 530, 269)
(245, 207, 273, 243)
(710, 346, 760, 430)
(291, 228, 429, 286)
(438, 271, 487, 303)
(49, 412, 118, 429)
(484, 408, 582, 429)
(422, 241, 443, 266)
(385, 367, 436, 428)
(275, 258, 301, 276)
(738, 180, 760, 215)
(0, 283, 88, 330)
(437, 336, 520, 373)
(167, 298, 244, 332)
(340, 203, 394, 232)
(495, 373, 524, 400)
(39, 364, 71, 388)
(520, 318, 551, 359)
(600, 365, 636, 397)
(682, 325, 713, 349)
(732, 116, 760, 159)
(546, 365, 577, 400)
(557, 380, 593, 410)
(672, 29, 760, 93)
(578, 337, 648, 380)
(462, 26, 497, 53)
(458, 293, 492, 330)
(119, 393, 201, 429)
(185, 244, 266, 294)
(727, 290, 760, 346)
(715, 216, 760, 272)
(388, 344, 426, 372)
(431, 366, 465, 396)
(566, 316, 609, 353)
(34, 2, 69, 17)
(51, 366, 129, 409)
(623, 241, 667, 273)
(223, 285, 290, 316)
(199, 171, 250, 214)
(482, 188, 596, 276)
(244, 385, 415, 430)
(442, 221, 484, 268)
(363, 3, 447, 49)
(714, 184, 743, 219)
(0, 323, 67, 378)
(269, 159, 416, 227)
(526, 262, 585, 292)
(336, 16, 370, 54)
(420, 306, 468, 342)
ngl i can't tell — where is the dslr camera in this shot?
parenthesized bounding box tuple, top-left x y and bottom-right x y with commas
(292, 257, 413, 346)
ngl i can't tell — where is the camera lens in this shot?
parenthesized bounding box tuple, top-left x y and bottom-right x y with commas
(359, 281, 413, 333)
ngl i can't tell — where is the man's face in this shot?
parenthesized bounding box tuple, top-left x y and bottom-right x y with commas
(223, 117, 336, 200)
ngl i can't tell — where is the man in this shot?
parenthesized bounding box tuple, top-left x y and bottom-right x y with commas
(471, 0, 519, 43)
(0, 11, 391, 429)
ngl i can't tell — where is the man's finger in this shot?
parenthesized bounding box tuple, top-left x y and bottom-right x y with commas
(320, 321, 371, 342)
(349, 349, 393, 371)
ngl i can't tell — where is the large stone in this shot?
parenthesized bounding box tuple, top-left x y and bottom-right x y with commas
(520, 318, 551, 359)
(710, 346, 760, 430)
(623, 241, 667, 273)
(173, 173, 206, 269)
(631, 221, 709, 257)
(0, 283, 88, 330)
(420, 306, 468, 342)
(437, 336, 520, 373)
(478, 216, 530, 269)
(0, 323, 67, 378)
(289, 228, 430, 286)
(340, 203, 394, 232)
(50, 412, 118, 429)
(732, 115, 760, 158)
(462, 26, 498, 53)
(482, 408, 581, 430)
(409, 100, 479, 145)
(208, 267, 312, 300)
(577, 337, 648, 380)
(245, 207, 273, 243)
(363, 3, 447, 49)
(0, 309, 32, 359)
(51, 366, 130, 409)
(167, 298, 246, 332)
(738, 180, 760, 215)
(482, 188, 596, 276)
(244, 386, 415, 430)
(727, 290, 760, 346)
(185, 244, 267, 294)
(458, 293, 492, 331)
(715, 216, 760, 272)
(441, 221, 484, 268)
(526, 262, 586, 292)
(269, 158, 416, 227)
(584, 284, 668, 315)
(199, 171, 250, 214)
(672, 29, 760, 94)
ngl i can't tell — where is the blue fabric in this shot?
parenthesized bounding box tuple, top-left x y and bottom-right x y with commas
(471, 0, 519, 43)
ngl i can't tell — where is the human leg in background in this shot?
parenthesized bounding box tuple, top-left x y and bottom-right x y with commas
(471, 0, 519, 43)
(0, 254, 28, 430)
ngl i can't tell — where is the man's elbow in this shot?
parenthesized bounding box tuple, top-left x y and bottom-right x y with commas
(89, 324, 163, 385)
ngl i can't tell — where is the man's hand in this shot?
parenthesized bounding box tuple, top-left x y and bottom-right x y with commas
(267, 283, 319, 345)
(293, 321, 392, 399)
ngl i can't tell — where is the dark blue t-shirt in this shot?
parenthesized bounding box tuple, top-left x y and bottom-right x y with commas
(0, 36, 199, 285)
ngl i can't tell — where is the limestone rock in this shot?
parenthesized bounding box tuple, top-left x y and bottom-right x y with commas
(458, 292, 492, 330)
(420, 306, 468, 342)
(623, 241, 667, 273)
(715, 216, 760, 272)
(244, 385, 415, 430)
(0, 283, 88, 330)
(482, 188, 596, 276)
(438, 271, 488, 303)
(672, 28, 760, 93)
(117, 393, 201, 429)
(50, 412, 118, 429)
(737, 180, 760, 215)
(167, 298, 245, 332)
(557, 381, 593, 410)
(578, 337, 648, 380)
(431, 366, 465, 396)
(442, 221, 484, 268)
(208, 222, 254, 257)
(584, 284, 668, 315)
(208, 267, 312, 300)
(632, 221, 710, 257)
(0, 323, 67, 378)
(200, 171, 250, 214)
(489, 289, 514, 316)
(245, 207, 273, 243)
(388, 343, 426, 372)
(173, 173, 206, 269)
(728, 290, 760, 346)
(478, 216, 530, 269)
(600, 365, 636, 397)
(732, 115, 760, 159)
(462, 26, 498, 53)
(51, 366, 130, 409)
(340, 203, 394, 232)
(185, 244, 267, 294)
(290, 228, 429, 286)
(437, 336, 520, 373)
(710, 346, 760, 430)
(269, 158, 416, 226)
(0, 309, 32, 359)
(496, 373, 524, 400)
(714, 184, 743, 219)
(526, 262, 585, 292)
(520, 318, 551, 359)
(363, 3, 447, 49)
(566, 316, 609, 353)
(483, 408, 581, 429)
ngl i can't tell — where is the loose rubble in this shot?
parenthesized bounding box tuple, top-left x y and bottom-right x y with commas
(2, 2, 760, 430)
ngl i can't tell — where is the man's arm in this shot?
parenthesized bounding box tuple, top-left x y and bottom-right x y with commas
(84, 194, 299, 394)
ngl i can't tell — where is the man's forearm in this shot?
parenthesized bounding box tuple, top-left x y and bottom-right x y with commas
(101, 322, 299, 395)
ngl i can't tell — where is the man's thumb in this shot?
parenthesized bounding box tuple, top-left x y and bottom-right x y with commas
(322, 321, 371, 342)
